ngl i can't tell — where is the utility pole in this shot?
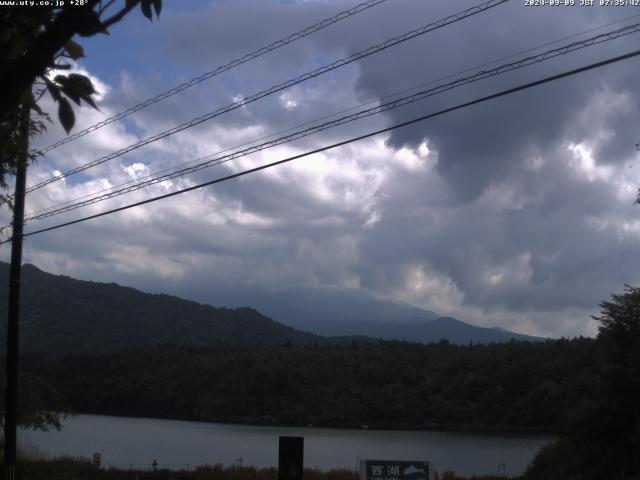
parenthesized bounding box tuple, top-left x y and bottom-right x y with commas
(3, 102, 29, 480)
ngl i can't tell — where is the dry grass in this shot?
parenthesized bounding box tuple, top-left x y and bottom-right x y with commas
(15, 457, 518, 480)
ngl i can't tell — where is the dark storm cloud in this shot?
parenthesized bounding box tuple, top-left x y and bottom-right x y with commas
(352, 1, 640, 198)
(355, 131, 638, 319)
(314, 1, 640, 326)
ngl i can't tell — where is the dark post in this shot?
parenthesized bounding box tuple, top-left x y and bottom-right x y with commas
(3, 103, 29, 480)
(278, 436, 304, 480)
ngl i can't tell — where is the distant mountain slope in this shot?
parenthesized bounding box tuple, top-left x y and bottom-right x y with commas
(201, 287, 544, 344)
(0, 262, 543, 351)
(409, 316, 543, 343)
(0, 262, 321, 353)
(294, 317, 543, 344)
(200, 285, 439, 326)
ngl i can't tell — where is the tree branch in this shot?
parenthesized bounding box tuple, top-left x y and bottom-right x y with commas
(99, 0, 118, 16)
(99, 0, 140, 30)
(0, 1, 138, 116)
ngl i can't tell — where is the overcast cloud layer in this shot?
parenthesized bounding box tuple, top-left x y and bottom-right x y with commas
(2, 0, 640, 337)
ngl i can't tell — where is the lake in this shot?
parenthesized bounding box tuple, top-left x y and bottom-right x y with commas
(20, 414, 553, 477)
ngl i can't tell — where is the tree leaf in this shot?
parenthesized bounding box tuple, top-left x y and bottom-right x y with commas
(54, 75, 68, 86)
(141, 0, 153, 21)
(57, 74, 99, 110)
(31, 102, 44, 116)
(58, 97, 75, 133)
(152, 0, 162, 18)
(67, 73, 96, 95)
(57, 75, 81, 104)
(45, 79, 61, 101)
(62, 89, 81, 105)
(82, 94, 98, 111)
(76, 10, 104, 37)
(65, 40, 85, 60)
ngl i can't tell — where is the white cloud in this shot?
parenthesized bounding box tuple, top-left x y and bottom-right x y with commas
(567, 143, 613, 183)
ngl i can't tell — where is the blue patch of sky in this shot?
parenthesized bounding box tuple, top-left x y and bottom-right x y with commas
(119, 117, 146, 139)
(221, 75, 241, 93)
(75, 0, 213, 86)
(165, 0, 214, 12)
(65, 171, 101, 189)
(279, 0, 319, 4)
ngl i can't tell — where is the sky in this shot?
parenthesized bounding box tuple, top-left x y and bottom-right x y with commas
(2, 0, 640, 338)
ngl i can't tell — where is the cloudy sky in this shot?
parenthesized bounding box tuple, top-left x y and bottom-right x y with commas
(2, 0, 640, 337)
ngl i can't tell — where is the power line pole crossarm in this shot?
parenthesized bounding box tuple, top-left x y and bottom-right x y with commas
(3, 103, 29, 480)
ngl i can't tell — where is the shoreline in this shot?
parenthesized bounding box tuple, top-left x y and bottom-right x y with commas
(58, 411, 557, 436)
(21, 414, 548, 477)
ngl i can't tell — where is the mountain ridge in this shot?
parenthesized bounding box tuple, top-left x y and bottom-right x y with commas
(0, 262, 323, 353)
(0, 262, 543, 351)
(196, 285, 544, 343)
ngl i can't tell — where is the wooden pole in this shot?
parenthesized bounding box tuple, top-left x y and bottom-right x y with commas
(3, 103, 29, 480)
(278, 436, 304, 480)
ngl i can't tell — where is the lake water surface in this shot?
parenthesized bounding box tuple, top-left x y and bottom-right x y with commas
(20, 414, 552, 477)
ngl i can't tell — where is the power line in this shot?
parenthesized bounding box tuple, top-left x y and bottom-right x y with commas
(22, 21, 640, 224)
(25, 12, 640, 221)
(7, 48, 639, 244)
(25, 0, 509, 194)
(33, 0, 390, 156)
(22, 19, 640, 221)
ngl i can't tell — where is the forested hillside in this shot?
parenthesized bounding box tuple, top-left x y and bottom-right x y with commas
(22, 338, 597, 433)
(0, 263, 321, 352)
